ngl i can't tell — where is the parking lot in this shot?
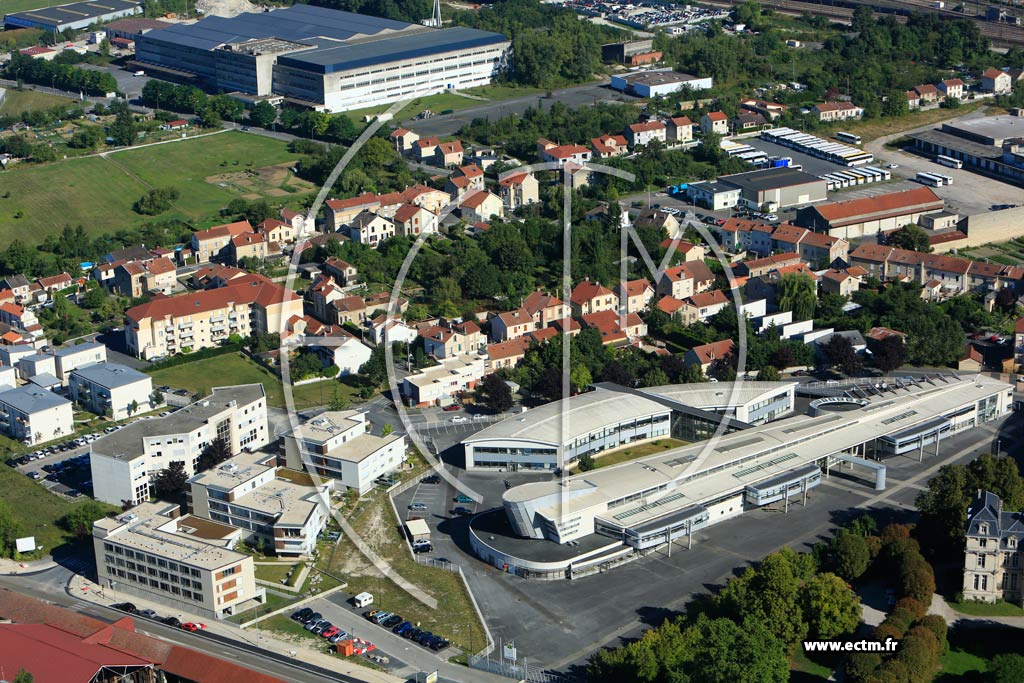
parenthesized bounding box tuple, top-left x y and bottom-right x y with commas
(741, 136, 892, 179)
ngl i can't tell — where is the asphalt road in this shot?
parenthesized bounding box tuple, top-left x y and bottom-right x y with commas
(403, 82, 635, 139)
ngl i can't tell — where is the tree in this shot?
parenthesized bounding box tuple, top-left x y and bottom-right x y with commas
(756, 365, 781, 381)
(381, 423, 394, 437)
(151, 461, 189, 505)
(197, 437, 231, 472)
(915, 464, 970, 548)
(128, 399, 139, 415)
(890, 224, 931, 253)
(59, 500, 110, 538)
(329, 384, 350, 411)
(249, 100, 277, 128)
(746, 552, 808, 645)
(873, 334, 907, 372)
(13, 670, 33, 683)
(683, 615, 789, 683)
(778, 273, 817, 320)
(133, 187, 180, 215)
(831, 532, 870, 581)
(476, 372, 513, 413)
(823, 334, 861, 376)
(577, 452, 596, 471)
(989, 654, 1024, 683)
(109, 108, 137, 147)
(800, 573, 861, 639)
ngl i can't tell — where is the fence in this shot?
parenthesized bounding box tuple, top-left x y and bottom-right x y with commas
(467, 653, 570, 683)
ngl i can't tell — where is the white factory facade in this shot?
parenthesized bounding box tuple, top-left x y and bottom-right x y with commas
(134, 5, 509, 112)
(466, 375, 1012, 579)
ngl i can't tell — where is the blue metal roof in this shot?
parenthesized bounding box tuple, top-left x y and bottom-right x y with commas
(277, 26, 508, 74)
(141, 4, 413, 52)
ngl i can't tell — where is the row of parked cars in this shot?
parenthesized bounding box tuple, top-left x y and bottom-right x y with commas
(112, 602, 202, 631)
(364, 609, 450, 651)
(291, 607, 350, 644)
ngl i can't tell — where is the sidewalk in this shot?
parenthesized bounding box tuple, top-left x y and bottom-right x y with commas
(67, 573, 404, 683)
(0, 557, 59, 575)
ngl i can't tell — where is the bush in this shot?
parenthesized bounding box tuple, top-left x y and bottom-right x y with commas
(916, 615, 948, 655)
(845, 651, 882, 683)
(133, 187, 180, 215)
(893, 597, 927, 620)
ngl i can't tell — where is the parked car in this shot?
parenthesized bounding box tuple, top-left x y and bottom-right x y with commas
(453, 494, 473, 504)
(161, 616, 181, 628)
(321, 625, 341, 639)
(431, 638, 450, 651)
(180, 622, 202, 632)
(138, 609, 158, 619)
(112, 602, 137, 614)
(404, 628, 422, 640)
(413, 542, 433, 554)
(393, 621, 413, 635)
(383, 614, 403, 628)
(291, 607, 313, 622)
(328, 630, 348, 644)
(451, 506, 473, 516)
(442, 404, 461, 412)
(421, 474, 441, 484)
(450, 415, 468, 424)
(304, 612, 322, 625)
(409, 502, 429, 511)
(311, 620, 331, 635)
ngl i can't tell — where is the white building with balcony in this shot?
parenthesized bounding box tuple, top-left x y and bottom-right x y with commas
(69, 363, 155, 421)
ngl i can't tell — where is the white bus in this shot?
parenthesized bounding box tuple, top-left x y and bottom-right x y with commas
(916, 172, 943, 187)
(933, 172, 953, 185)
(836, 131, 862, 145)
(936, 154, 963, 169)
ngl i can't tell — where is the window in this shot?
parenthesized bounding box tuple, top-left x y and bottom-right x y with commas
(978, 555, 986, 569)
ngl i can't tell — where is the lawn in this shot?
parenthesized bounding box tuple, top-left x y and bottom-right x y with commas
(826, 101, 985, 143)
(0, 131, 312, 244)
(936, 625, 1023, 679)
(325, 451, 485, 653)
(0, 0, 62, 13)
(568, 438, 688, 473)
(0, 89, 75, 116)
(255, 562, 300, 585)
(790, 648, 833, 683)
(949, 598, 1024, 617)
(146, 352, 367, 410)
(345, 83, 543, 126)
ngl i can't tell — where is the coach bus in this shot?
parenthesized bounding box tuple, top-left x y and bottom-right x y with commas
(936, 154, 963, 169)
(836, 131, 862, 145)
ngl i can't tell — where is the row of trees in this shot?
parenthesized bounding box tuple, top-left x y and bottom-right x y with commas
(3, 53, 118, 96)
(140, 80, 244, 125)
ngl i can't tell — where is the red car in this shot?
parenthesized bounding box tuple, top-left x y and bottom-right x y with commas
(442, 404, 461, 412)
(180, 622, 203, 632)
(321, 625, 341, 639)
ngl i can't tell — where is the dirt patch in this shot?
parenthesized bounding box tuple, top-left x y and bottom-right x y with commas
(203, 161, 313, 197)
(265, 188, 290, 197)
(196, 0, 260, 18)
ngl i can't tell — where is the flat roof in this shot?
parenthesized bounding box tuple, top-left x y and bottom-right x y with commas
(329, 432, 403, 464)
(620, 70, 704, 86)
(94, 502, 246, 571)
(505, 375, 1010, 529)
(5, 0, 139, 27)
(720, 167, 824, 192)
(636, 381, 796, 411)
(92, 385, 264, 461)
(464, 387, 670, 447)
(909, 129, 1003, 160)
(280, 27, 509, 74)
(69, 363, 149, 389)
(941, 114, 1024, 146)
(283, 410, 363, 445)
(54, 341, 105, 358)
(0, 385, 70, 414)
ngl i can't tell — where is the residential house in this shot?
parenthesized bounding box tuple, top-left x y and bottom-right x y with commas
(393, 203, 438, 237)
(460, 190, 504, 223)
(713, 217, 775, 255)
(400, 354, 485, 407)
(0, 303, 42, 341)
(391, 127, 420, 154)
(487, 336, 533, 370)
(961, 490, 1024, 605)
(435, 140, 465, 167)
(981, 68, 1012, 95)
(307, 273, 347, 323)
(367, 313, 417, 346)
(666, 116, 694, 143)
(659, 238, 706, 262)
(227, 232, 274, 265)
(322, 257, 358, 286)
(740, 99, 787, 121)
(626, 121, 667, 148)
(811, 101, 864, 122)
(281, 208, 308, 236)
(937, 78, 965, 100)
(36, 272, 73, 295)
(112, 257, 177, 297)
(189, 264, 247, 290)
(498, 172, 540, 210)
(770, 223, 849, 265)
(591, 134, 629, 158)
(562, 162, 592, 190)
(820, 268, 861, 296)
(331, 295, 369, 326)
(0, 384, 74, 445)
(700, 111, 729, 135)
(731, 112, 769, 132)
(570, 278, 617, 316)
(523, 289, 568, 328)
(684, 339, 735, 376)
(905, 90, 921, 110)
(656, 261, 715, 299)
(490, 308, 535, 343)
(324, 193, 383, 231)
(0, 275, 31, 303)
(190, 220, 253, 263)
(914, 84, 941, 105)
(580, 310, 647, 345)
(347, 211, 395, 245)
(688, 181, 741, 211)
(677, 289, 730, 324)
(617, 278, 655, 314)
(313, 332, 372, 377)
(104, 245, 153, 264)
(257, 217, 295, 245)
(124, 276, 302, 359)
(537, 140, 592, 166)
(849, 244, 1024, 295)
(740, 252, 804, 279)
(415, 136, 441, 161)
(634, 208, 681, 237)
(422, 319, 484, 358)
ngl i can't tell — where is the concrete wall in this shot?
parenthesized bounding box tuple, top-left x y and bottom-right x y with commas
(958, 206, 1024, 248)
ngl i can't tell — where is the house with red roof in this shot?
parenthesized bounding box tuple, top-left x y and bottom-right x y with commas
(591, 134, 629, 158)
(435, 140, 464, 167)
(537, 139, 592, 166)
(625, 120, 666, 148)
(981, 68, 1012, 94)
(673, 289, 730, 324)
(421, 319, 484, 358)
(390, 127, 420, 153)
(393, 203, 439, 237)
(811, 101, 864, 122)
(685, 339, 735, 376)
(498, 172, 540, 210)
(700, 111, 728, 135)
(190, 220, 253, 263)
(656, 261, 715, 299)
(490, 307, 535, 343)
(937, 78, 965, 100)
(580, 310, 647, 345)
(459, 190, 503, 223)
(322, 257, 358, 286)
(523, 289, 567, 327)
(257, 217, 295, 245)
(616, 278, 655, 314)
(666, 116, 693, 143)
(227, 231, 276, 265)
(570, 278, 617, 316)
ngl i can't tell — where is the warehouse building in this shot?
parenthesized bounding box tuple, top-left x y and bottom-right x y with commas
(4, 0, 141, 32)
(133, 5, 509, 112)
(474, 374, 1012, 578)
(718, 167, 828, 211)
(609, 69, 713, 97)
(794, 187, 945, 239)
(908, 115, 1024, 186)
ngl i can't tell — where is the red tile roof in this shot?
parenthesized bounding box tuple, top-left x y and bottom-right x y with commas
(488, 336, 532, 361)
(982, 68, 1005, 79)
(591, 134, 627, 154)
(669, 116, 693, 126)
(542, 144, 590, 159)
(460, 190, 495, 210)
(231, 232, 265, 247)
(146, 257, 176, 275)
(497, 308, 533, 327)
(686, 289, 729, 308)
(809, 188, 942, 226)
(866, 326, 906, 341)
(690, 339, 734, 364)
(394, 203, 428, 222)
(656, 296, 685, 314)
(570, 279, 614, 305)
(499, 172, 531, 187)
(523, 290, 564, 315)
(192, 220, 252, 242)
(705, 111, 728, 121)
(628, 121, 665, 133)
(458, 164, 483, 178)
(620, 278, 653, 297)
(126, 274, 297, 321)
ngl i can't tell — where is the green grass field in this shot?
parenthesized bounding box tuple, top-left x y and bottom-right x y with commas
(0, 131, 311, 244)
(147, 352, 367, 410)
(949, 598, 1024, 617)
(568, 438, 688, 472)
(0, 89, 75, 116)
(346, 84, 545, 126)
(0, 0, 63, 13)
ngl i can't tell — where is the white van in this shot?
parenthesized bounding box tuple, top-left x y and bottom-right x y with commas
(353, 592, 374, 608)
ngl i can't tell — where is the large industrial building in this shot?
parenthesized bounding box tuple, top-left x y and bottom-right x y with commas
(133, 5, 509, 112)
(909, 115, 1024, 186)
(468, 374, 1012, 579)
(4, 0, 141, 32)
(718, 167, 828, 211)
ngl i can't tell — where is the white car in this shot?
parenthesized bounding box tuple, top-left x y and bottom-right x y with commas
(451, 415, 468, 424)
(888, 163, 899, 169)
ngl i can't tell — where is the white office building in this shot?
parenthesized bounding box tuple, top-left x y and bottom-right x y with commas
(283, 410, 405, 496)
(188, 451, 332, 557)
(401, 353, 486, 407)
(93, 502, 263, 619)
(90, 385, 269, 506)
(69, 363, 154, 421)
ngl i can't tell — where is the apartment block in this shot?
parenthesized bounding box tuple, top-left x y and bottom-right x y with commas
(93, 502, 263, 619)
(188, 451, 332, 557)
(69, 363, 154, 420)
(90, 385, 269, 506)
(283, 411, 406, 496)
(53, 341, 107, 384)
(0, 385, 74, 445)
(124, 275, 301, 360)
(400, 354, 485, 407)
